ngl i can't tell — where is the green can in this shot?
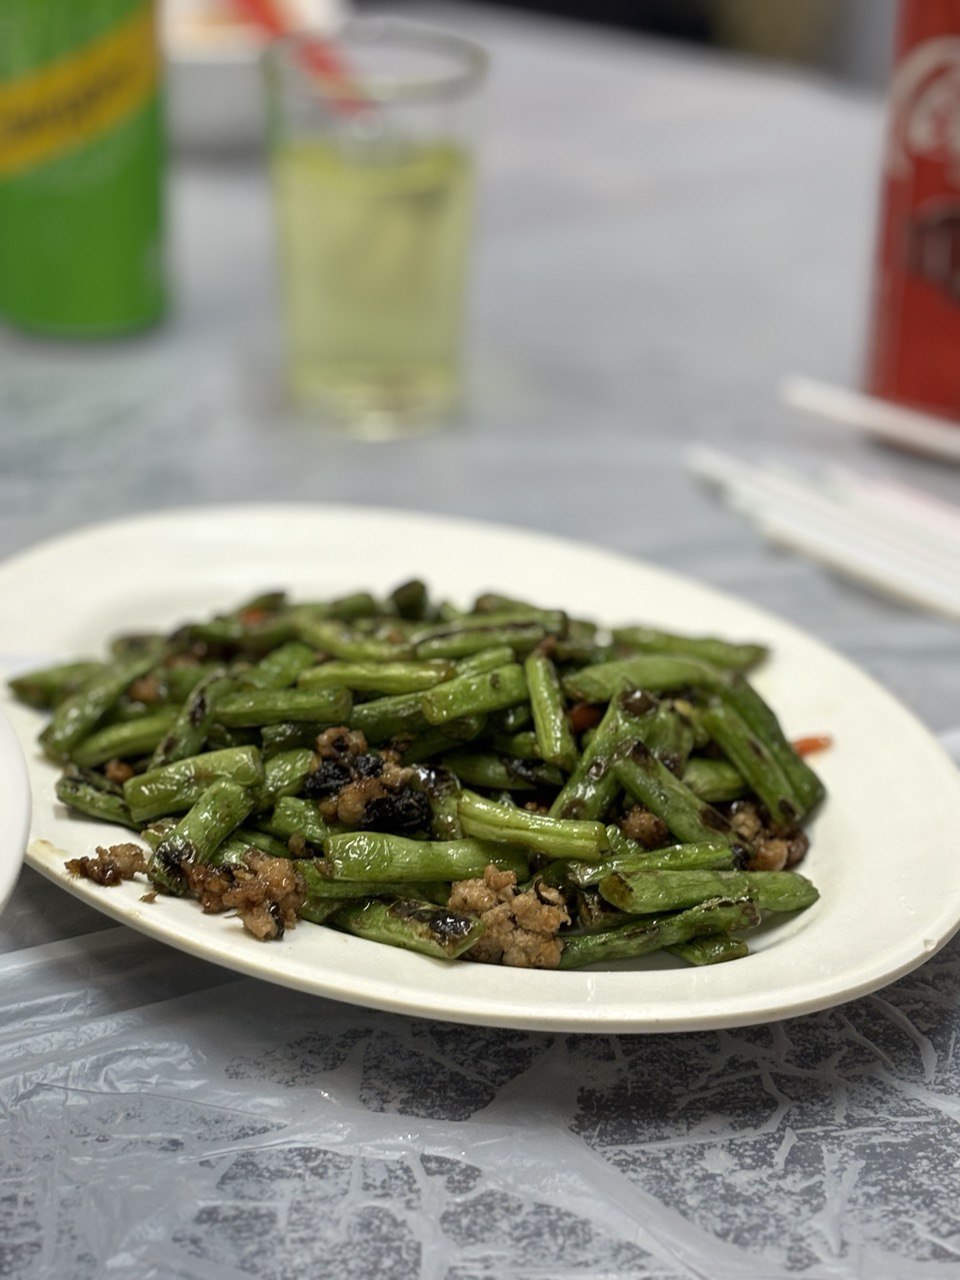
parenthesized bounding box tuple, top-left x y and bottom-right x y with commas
(0, 0, 165, 335)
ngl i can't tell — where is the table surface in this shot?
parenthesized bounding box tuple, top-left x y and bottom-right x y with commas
(2, 7, 960, 1278)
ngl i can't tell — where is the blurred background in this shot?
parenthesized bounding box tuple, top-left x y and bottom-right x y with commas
(379, 0, 897, 88)
(166, 0, 900, 154)
(3, 0, 959, 712)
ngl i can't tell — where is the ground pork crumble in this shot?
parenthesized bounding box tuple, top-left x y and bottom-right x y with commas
(127, 672, 163, 704)
(728, 799, 809, 870)
(66, 839, 304, 942)
(66, 843, 147, 886)
(306, 726, 430, 834)
(448, 865, 570, 969)
(104, 758, 135, 785)
(181, 852, 306, 941)
(619, 804, 670, 849)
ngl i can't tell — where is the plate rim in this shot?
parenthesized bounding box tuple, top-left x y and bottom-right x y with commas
(0, 708, 30, 917)
(21, 834, 956, 1033)
(6, 501, 960, 1033)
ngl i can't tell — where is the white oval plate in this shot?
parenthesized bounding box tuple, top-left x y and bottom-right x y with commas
(2, 504, 959, 1032)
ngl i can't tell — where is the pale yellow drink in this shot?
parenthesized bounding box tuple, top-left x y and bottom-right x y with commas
(272, 137, 474, 428)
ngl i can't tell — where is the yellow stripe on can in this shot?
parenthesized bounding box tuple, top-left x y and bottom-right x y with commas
(0, 2, 159, 178)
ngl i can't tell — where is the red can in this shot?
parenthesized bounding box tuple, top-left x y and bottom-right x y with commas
(865, 0, 960, 421)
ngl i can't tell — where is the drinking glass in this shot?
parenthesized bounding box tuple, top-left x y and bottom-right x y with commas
(264, 20, 487, 435)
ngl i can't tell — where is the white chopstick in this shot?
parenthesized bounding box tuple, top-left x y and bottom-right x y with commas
(754, 508, 960, 621)
(687, 445, 960, 621)
(823, 465, 960, 547)
(780, 375, 960, 464)
(689, 446, 960, 578)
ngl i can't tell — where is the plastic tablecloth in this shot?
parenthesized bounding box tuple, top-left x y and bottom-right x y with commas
(1, 6, 959, 1277)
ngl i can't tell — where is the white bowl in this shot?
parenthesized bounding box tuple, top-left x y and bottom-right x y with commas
(164, 0, 345, 152)
(0, 706, 30, 917)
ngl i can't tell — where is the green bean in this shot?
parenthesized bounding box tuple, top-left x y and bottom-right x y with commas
(9, 660, 105, 709)
(398, 727, 475, 763)
(525, 653, 578, 772)
(644, 702, 696, 776)
(259, 795, 333, 848)
(138, 818, 177, 850)
(604, 823, 734, 865)
(414, 623, 546, 660)
(40, 654, 157, 761)
(722, 673, 825, 818)
(614, 743, 734, 846)
(598, 868, 819, 914)
(204, 724, 260, 751)
(148, 668, 230, 770)
(110, 633, 167, 662)
(612, 626, 767, 671)
(27, 584, 823, 971)
(331, 898, 485, 960)
(233, 589, 288, 615)
(109, 698, 168, 723)
(681, 757, 748, 803)
(421, 664, 528, 725)
(489, 704, 533, 734)
(321, 591, 383, 622)
(165, 777, 257, 861)
(423, 600, 458, 624)
(350, 692, 429, 743)
(214, 687, 352, 728)
(389, 579, 430, 621)
(124, 746, 264, 823)
(416, 609, 566, 637)
(699, 700, 801, 830)
(259, 748, 316, 806)
(260, 722, 323, 757)
(293, 616, 412, 662)
(567, 839, 737, 887)
(489, 731, 541, 759)
(574, 888, 632, 932)
(170, 618, 244, 648)
(170, 614, 296, 656)
(472, 591, 563, 616)
(71, 708, 179, 768)
(559, 896, 760, 969)
(240, 641, 317, 690)
(298, 899, 347, 925)
(668, 934, 750, 965)
(411, 765, 462, 841)
(562, 654, 726, 703)
(297, 859, 447, 904)
(427, 789, 462, 840)
(551, 641, 615, 666)
(230, 827, 293, 859)
(322, 831, 528, 881)
(454, 646, 516, 676)
(149, 777, 257, 893)
(440, 713, 488, 742)
(156, 662, 220, 704)
(518, 862, 567, 893)
(549, 689, 649, 820)
(214, 833, 288, 864)
(458, 791, 608, 861)
(55, 773, 138, 828)
(674, 699, 711, 748)
(298, 659, 454, 694)
(439, 752, 563, 792)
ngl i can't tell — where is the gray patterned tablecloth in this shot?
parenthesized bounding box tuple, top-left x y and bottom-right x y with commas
(1, 7, 959, 1277)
